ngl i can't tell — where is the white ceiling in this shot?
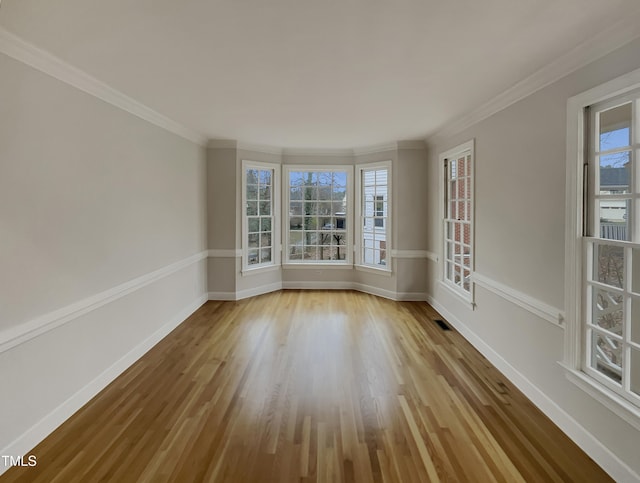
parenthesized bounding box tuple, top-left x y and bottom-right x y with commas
(1, 0, 640, 149)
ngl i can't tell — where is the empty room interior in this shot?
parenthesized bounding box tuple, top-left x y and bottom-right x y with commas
(3, 0, 640, 481)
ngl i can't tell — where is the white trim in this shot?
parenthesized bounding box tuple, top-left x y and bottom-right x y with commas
(282, 147, 354, 157)
(437, 281, 475, 310)
(439, 139, 475, 305)
(212, 281, 423, 301)
(281, 281, 353, 290)
(565, 68, 640, 415)
(352, 143, 398, 156)
(356, 160, 392, 270)
(0, 251, 208, 354)
(208, 248, 242, 258)
(237, 142, 284, 155)
(0, 294, 207, 476)
(282, 263, 352, 270)
(473, 272, 564, 328)
(391, 249, 433, 260)
(207, 139, 238, 149)
(207, 291, 237, 301)
(207, 140, 424, 157)
(354, 265, 392, 276)
(241, 160, 281, 272)
(0, 27, 207, 146)
(396, 140, 427, 150)
(241, 265, 282, 276)
(425, 294, 640, 483)
(561, 364, 640, 432)
(428, 11, 640, 143)
(282, 164, 354, 266)
(236, 282, 283, 300)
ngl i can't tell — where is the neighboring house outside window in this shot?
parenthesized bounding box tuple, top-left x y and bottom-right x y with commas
(356, 162, 391, 269)
(440, 140, 474, 302)
(565, 71, 640, 427)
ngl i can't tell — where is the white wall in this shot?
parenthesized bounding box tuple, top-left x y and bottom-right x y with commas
(425, 37, 640, 480)
(0, 52, 208, 470)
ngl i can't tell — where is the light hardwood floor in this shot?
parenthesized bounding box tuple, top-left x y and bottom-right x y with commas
(1, 290, 611, 482)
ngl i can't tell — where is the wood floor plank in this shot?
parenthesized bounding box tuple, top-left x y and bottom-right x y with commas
(1, 291, 613, 482)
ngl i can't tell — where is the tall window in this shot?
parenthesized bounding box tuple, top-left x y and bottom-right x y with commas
(357, 163, 391, 269)
(284, 166, 352, 264)
(441, 140, 474, 300)
(583, 90, 640, 406)
(242, 161, 279, 271)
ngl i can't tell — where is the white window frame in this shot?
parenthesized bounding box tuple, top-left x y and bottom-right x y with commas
(439, 140, 475, 304)
(355, 161, 392, 272)
(282, 165, 353, 266)
(241, 160, 281, 273)
(564, 67, 640, 430)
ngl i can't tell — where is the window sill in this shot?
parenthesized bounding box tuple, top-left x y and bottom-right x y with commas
(283, 263, 353, 270)
(438, 280, 475, 310)
(355, 264, 392, 276)
(241, 264, 281, 276)
(560, 363, 640, 431)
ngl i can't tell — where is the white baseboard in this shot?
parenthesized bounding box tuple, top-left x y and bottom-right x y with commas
(0, 294, 207, 476)
(236, 282, 283, 300)
(425, 294, 639, 483)
(0, 250, 208, 354)
(207, 291, 238, 301)
(211, 282, 425, 302)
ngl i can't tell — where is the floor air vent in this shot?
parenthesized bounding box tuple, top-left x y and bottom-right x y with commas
(433, 319, 451, 331)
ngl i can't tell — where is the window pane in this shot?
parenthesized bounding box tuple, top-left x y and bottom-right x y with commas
(599, 153, 630, 194)
(318, 202, 332, 215)
(259, 170, 272, 185)
(631, 296, 640, 344)
(260, 218, 271, 232)
(259, 186, 271, 200)
(304, 201, 318, 215)
(303, 217, 317, 230)
(290, 187, 303, 200)
(591, 331, 622, 384)
(246, 201, 258, 216)
(592, 287, 624, 336)
(260, 248, 272, 263)
(260, 232, 271, 248)
(599, 103, 632, 152)
(304, 246, 317, 260)
(248, 233, 259, 248)
(246, 184, 258, 200)
(598, 199, 630, 241)
(248, 249, 259, 265)
(633, 247, 640, 294)
(259, 201, 271, 216)
(631, 349, 640, 397)
(246, 169, 259, 185)
(248, 217, 259, 233)
(290, 172, 305, 186)
(594, 244, 624, 288)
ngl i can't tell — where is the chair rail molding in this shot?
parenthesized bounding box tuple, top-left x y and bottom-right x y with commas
(0, 251, 208, 354)
(472, 272, 564, 327)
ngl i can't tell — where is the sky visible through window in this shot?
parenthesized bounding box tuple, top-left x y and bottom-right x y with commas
(600, 127, 630, 166)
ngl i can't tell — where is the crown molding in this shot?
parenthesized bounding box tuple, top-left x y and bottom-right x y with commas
(426, 10, 640, 144)
(0, 27, 208, 146)
(237, 142, 284, 155)
(352, 142, 398, 156)
(396, 140, 427, 150)
(207, 139, 238, 149)
(282, 147, 354, 157)
(207, 140, 417, 157)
